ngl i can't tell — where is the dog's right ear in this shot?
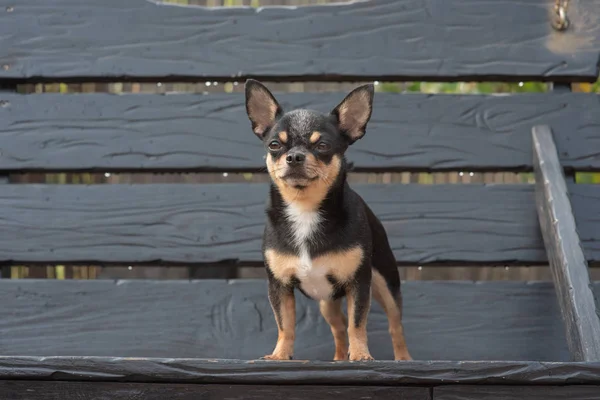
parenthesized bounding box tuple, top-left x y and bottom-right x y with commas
(245, 79, 283, 139)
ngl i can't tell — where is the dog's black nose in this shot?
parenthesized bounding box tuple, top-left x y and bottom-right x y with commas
(286, 152, 305, 165)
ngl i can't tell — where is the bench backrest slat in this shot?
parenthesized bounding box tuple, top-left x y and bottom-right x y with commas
(1, 0, 599, 268)
(2, 0, 600, 82)
(1, 182, 598, 265)
(1, 92, 599, 172)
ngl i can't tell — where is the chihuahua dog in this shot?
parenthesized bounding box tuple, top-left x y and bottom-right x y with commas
(244, 79, 411, 362)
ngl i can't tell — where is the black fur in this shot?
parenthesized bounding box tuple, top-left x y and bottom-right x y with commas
(245, 79, 405, 360)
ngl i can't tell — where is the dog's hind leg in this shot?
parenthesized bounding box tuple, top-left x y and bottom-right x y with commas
(372, 269, 412, 361)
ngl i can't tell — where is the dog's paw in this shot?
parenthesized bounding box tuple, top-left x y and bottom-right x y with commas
(333, 352, 348, 361)
(395, 354, 413, 361)
(261, 353, 293, 361)
(348, 352, 375, 362)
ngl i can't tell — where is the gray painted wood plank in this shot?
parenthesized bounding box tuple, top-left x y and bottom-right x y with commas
(0, 381, 430, 400)
(1, 182, 599, 265)
(0, 174, 7, 279)
(434, 386, 600, 400)
(571, 186, 600, 267)
(0, 184, 600, 265)
(0, 183, 570, 265)
(0, 280, 572, 361)
(1, 92, 600, 172)
(2, 0, 600, 82)
(1, 356, 600, 386)
(532, 125, 600, 361)
(595, 277, 600, 318)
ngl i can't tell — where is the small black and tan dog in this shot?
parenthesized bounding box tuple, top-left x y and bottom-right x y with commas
(244, 79, 411, 362)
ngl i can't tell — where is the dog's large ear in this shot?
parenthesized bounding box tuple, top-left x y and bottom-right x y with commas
(245, 79, 283, 139)
(330, 84, 374, 144)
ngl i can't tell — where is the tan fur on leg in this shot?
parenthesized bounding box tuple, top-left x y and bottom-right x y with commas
(346, 288, 374, 361)
(263, 292, 296, 360)
(372, 270, 412, 361)
(319, 299, 348, 361)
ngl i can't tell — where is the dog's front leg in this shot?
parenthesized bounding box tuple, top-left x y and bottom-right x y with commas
(263, 277, 296, 360)
(346, 266, 374, 361)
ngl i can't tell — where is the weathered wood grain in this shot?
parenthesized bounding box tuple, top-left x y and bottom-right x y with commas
(1, 182, 599, 265)
(0, 183, 562, 265)
(0, 173, 7, 280)
(1, 0, 600, 82)
(0, 280, 573, 361)
(434, 386, 600, 400)
(0, 381, 430, 400)
(1, 356, 600, 385)
(596, 278, 600, 320)
(571, 186, 600, 267)
(1, 92, 600, 172)
(533, 125, 600, 361)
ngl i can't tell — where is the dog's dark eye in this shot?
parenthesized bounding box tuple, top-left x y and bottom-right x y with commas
(317, 142, 331, 152)
(268, 141, 282, 151)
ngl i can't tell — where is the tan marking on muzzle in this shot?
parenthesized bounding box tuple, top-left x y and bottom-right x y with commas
(266, 153, 342, 212)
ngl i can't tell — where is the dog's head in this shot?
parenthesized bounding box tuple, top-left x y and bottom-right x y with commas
(244, 79, 374, 205)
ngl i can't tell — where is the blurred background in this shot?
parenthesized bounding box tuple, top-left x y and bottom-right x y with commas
(7, 0, 600, 282)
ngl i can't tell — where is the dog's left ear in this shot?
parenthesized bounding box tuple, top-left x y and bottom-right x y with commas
(245, 79, 283, 139)
(330, 84, 374, 144)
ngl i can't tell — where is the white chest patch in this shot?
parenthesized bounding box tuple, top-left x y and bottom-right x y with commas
(285, 203, 321, 248)
(285, 204, 332, 300)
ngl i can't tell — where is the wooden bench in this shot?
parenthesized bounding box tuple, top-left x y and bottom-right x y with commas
(1, 0, 600, 398)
